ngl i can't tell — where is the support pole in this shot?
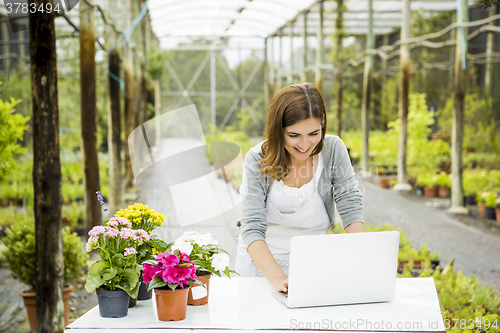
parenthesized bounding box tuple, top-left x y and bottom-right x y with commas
(29, 0, 64, 331)
(361, 0, 374, 176)
(484, 7, 495, 95)
(123, 0, 136, 192)
(301, 11, 308, 83)
(2, 22, 10, 71)
(269, 36, 275, 97)
(211, 49, 216, 129)
(154, 80, 161, 146)
(264, 38, 270, 109)
(394, 0, 412, 192)
(315, 0, 324, 92)
(108, 47, 122, 214)
(334, 0, 345, 138)
(80, 0, 101, 230)
(381, 34, 388, 130)
(449, 0, 468, 215)
(288, 22, 294, 85)
(106, 0, 122, 215)
(277, 30, 283, 91)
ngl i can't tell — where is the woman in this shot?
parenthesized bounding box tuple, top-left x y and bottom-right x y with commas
(235, 83, 365, 292)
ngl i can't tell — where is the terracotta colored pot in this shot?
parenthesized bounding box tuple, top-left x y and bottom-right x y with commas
(380, 177, 390, 189)
(438, 187, 450, 198)
(424, 186, 438, 197)
(20, 285, 73, 333)
(187, 274, 211, 306)
(496, 209, 500, 222)
(154, 287, 189, 321)
(478, 203, 486, 218)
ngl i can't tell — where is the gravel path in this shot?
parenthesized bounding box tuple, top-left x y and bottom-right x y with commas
(359, 177, 500, 290)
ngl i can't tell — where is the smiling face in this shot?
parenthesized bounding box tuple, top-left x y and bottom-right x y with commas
(284, 117, 322, 163)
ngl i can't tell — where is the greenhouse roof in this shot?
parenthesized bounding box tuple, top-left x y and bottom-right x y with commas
(148, 0, 476, 44)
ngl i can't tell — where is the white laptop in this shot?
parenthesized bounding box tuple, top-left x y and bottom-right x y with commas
(272, 230, 400, 308)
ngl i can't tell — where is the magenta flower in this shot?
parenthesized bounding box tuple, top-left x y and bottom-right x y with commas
(156, 252, 179, 266)
(142, 250, 197, 290)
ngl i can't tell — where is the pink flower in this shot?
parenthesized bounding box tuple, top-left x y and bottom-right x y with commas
(107, 220, 118, 227)
(88, 225, 105, 237)
(85, 236, 98, 252)
(124, 247, 137, 256)
(179, 251, 190, 263)
(156, 252, 179, 266)
(135, 229, 149, 241)
(119, 228, 134, 240)
(162, 265, 179, 284)
(104, 226, 119, 238)
(110, 216, 132, 228)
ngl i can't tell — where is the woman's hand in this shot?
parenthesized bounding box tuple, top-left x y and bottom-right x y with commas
(274, 277, 288, 293)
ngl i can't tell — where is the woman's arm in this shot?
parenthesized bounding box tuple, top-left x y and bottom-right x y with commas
(345, 222, 365, 233)
(247, 240, 288, 292)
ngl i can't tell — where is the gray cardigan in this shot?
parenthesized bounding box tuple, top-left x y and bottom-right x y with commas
(237, 134, 364, 249)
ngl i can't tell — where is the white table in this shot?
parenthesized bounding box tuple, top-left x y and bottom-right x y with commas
(66, 277, 446, 332)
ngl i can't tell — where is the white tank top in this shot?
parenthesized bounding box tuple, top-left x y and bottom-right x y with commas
(269, 153, 324, 214)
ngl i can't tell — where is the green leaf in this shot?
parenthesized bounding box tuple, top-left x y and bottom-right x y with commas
(147, 276, 166, 291)
(85, 261, 107, 292)
(111, 253, 125, 269)
(168, 283, 179, 291)
(101, 267, 118, 280)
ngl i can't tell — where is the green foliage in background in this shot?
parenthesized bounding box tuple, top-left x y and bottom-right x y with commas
(438, 94, 499, 154)
(1, 223, 89, 291)
(146, 47, 168, 81)
(340, 94, 450, 176)
(0, 92, 29, 181)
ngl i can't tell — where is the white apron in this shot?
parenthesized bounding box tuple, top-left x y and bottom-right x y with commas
(235, 183, 330, 277)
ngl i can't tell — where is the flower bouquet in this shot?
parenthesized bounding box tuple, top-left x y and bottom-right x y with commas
(114, 203, 169, 300)
(84, 217, 149, 318)
(142, 250, 203, 321)
(171, 231, 237, 305)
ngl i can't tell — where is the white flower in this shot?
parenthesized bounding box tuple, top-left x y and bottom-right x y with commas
(199, 233, 218, 248)
(172, 239, 193, 255)
(211, 252, 230, 273)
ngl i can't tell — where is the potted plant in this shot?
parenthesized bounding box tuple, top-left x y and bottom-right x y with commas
(495, 198, 500, 223)
(416, 173, 439, 197)
(172, 231, 236, 306)
(84, 217, 149, 318)
(142, 250, 202, 321)
(436, 172, 451, 198)
(114, 203, 167, 300)
(476, 192, 488, 218)
(1, 224, 88, 332)
(485, 192, 498, 220)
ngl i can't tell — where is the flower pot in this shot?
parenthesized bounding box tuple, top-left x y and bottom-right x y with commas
(424, 186, 438, 197)
(464, 195, 476, 205)
(496, 209, 500, 222)
(415, 186, 425, 196)
(20, 285, 73, 333)
(438, 187, 450, 198)
(485, 207, 496, 220)
(96, 289, 129, 318)
(154, 288, 189, 321)
(478, 203, 487, 218)
(128, 296, 137, 308)
(380, 177, 390, 189)
(137, 273, 152, 300)
(187, 274, 211, 306)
